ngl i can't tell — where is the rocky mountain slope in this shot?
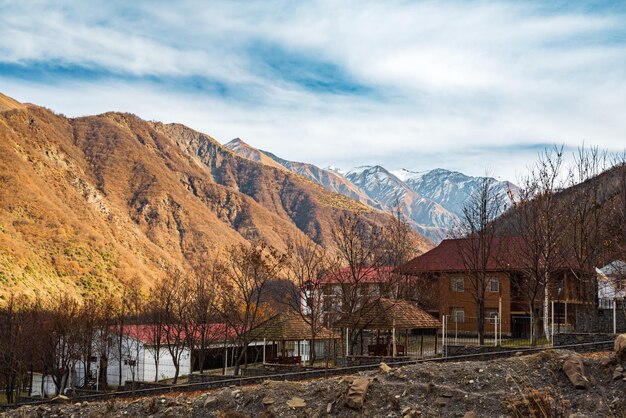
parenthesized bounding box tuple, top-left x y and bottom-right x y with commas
(0, 94, 427, 302)
(224, 138, 381, 209)
(344, 166, 456, 241)
(224, 138, 518, 242)
(396, 168, 519, 218)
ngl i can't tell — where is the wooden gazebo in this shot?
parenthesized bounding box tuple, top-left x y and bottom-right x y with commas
(251, 311, 337, 364)
(334, 298, 440, 357)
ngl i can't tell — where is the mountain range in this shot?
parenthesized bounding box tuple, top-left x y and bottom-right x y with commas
(225, 139, 519, 241)
(0, 92, 429, 302)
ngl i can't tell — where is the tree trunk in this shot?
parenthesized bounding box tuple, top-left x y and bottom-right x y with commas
(543, 274, 550, 339)
(477, 299, 485, 345)
(117, 337, 123, 387)
(172, 355, 180, 384)
(233, 345, 246, 376)
(530, 308, 539, 347)
(154, 354, 159, 382)
(309, 338, 316, 366)
(199, 339, 206, 374)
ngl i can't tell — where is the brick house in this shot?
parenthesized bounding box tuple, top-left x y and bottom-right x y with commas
(398, 237, 589, 337)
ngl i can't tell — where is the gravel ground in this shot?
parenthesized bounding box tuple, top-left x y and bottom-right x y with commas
(3, 349, 626, 417)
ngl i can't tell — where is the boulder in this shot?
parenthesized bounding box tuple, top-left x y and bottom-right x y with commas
(203, 396, 217, 408)
(380, 362, 392, 373)
(287, 397, 306, 408)
(562, 354, 589, 389)
(599, 354, 617, 368)
(51, 395, 70, 404)
(344, 377, 370, 410)
(615, 334, 626, 361)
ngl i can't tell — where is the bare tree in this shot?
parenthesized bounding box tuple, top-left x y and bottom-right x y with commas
(188, 256, 222, 374)
(286, 236, 332, 365)
(331, 213, 388, 354)
(93, 294, 116, 391)
(38, 295, 81, 395)
(562, 145, 610, 331)
(508, 146, 567, 344)
(75, 297, 102, 389)
(113, 279, 143, 387)
(0, 294, 36, 403)
(144, 302, 165, 382)
(453, 175, 506, 344)
(153, 271, 191, 384)
(381, 199, 421, 300)
(218, 241, 287, 375)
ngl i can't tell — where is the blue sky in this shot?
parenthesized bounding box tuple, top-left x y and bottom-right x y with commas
(1, 0, 625, 181)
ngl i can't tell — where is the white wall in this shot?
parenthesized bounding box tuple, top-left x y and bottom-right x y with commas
(141, 347, 191, 382)
(30, 334, 194, 394)
(30, 374, 58, 397)
(107, 336, 191, 385)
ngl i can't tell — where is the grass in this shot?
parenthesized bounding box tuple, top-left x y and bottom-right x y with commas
(500, 338, 550, 348)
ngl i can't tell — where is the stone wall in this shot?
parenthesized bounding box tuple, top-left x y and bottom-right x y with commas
(187, 374, 237, 384)
(123, 380, 173, 390)
(445, 345, 531, 358)
(553, 333, 615, 352)
(335, 356, 411, 367)
(575, 307, 626, 334)
(240, 364, 317, 377)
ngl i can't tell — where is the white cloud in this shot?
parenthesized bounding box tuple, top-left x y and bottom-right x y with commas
(1, 0, 625, 181)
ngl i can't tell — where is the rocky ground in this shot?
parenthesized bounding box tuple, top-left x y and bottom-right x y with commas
(3, 349, 626, 417)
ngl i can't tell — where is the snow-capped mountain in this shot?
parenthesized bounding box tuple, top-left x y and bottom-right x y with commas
(395, 168, 519, 217)
(224, 138, 518, 244)
(345, 166, 457, 241)
(224, 138, 382, 210)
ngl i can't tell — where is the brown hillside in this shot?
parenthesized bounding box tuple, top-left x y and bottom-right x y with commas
(223, 137, 289, 172)
(224, 138, 384, 211)
(0, 92, 25, 112)
(0, 97, 430, 303)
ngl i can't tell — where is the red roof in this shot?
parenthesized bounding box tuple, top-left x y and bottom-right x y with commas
(398, 236, 527, 274)
(321, 266, 396, 284)
(123, 323, 235, 344)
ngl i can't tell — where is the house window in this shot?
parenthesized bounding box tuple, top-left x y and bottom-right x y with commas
(488, 277, 500, 292)
(451, 277, 464, 292)
(124, 359, 137, 366)
(450, 307, 465, 323)
(485, 309, 499, 324)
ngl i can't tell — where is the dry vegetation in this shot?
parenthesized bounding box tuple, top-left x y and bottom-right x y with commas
(0, 98, 428, 303)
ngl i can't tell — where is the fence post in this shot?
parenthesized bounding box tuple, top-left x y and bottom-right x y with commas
(614, 298, 617, 335)
(551, 300, 555, 346)
(441, 315, 446, 357)
(494, 315, 498, 347)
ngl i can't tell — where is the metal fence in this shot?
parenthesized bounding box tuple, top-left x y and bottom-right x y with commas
(441, 315, 552, 352)
(351, 329, 441, 359)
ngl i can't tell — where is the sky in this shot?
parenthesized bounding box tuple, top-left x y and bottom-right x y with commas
(1, 1, 625, 181)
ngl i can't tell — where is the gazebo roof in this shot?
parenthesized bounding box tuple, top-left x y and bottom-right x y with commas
(251, 311, 337, 341)
(333, 298, 440, 330)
